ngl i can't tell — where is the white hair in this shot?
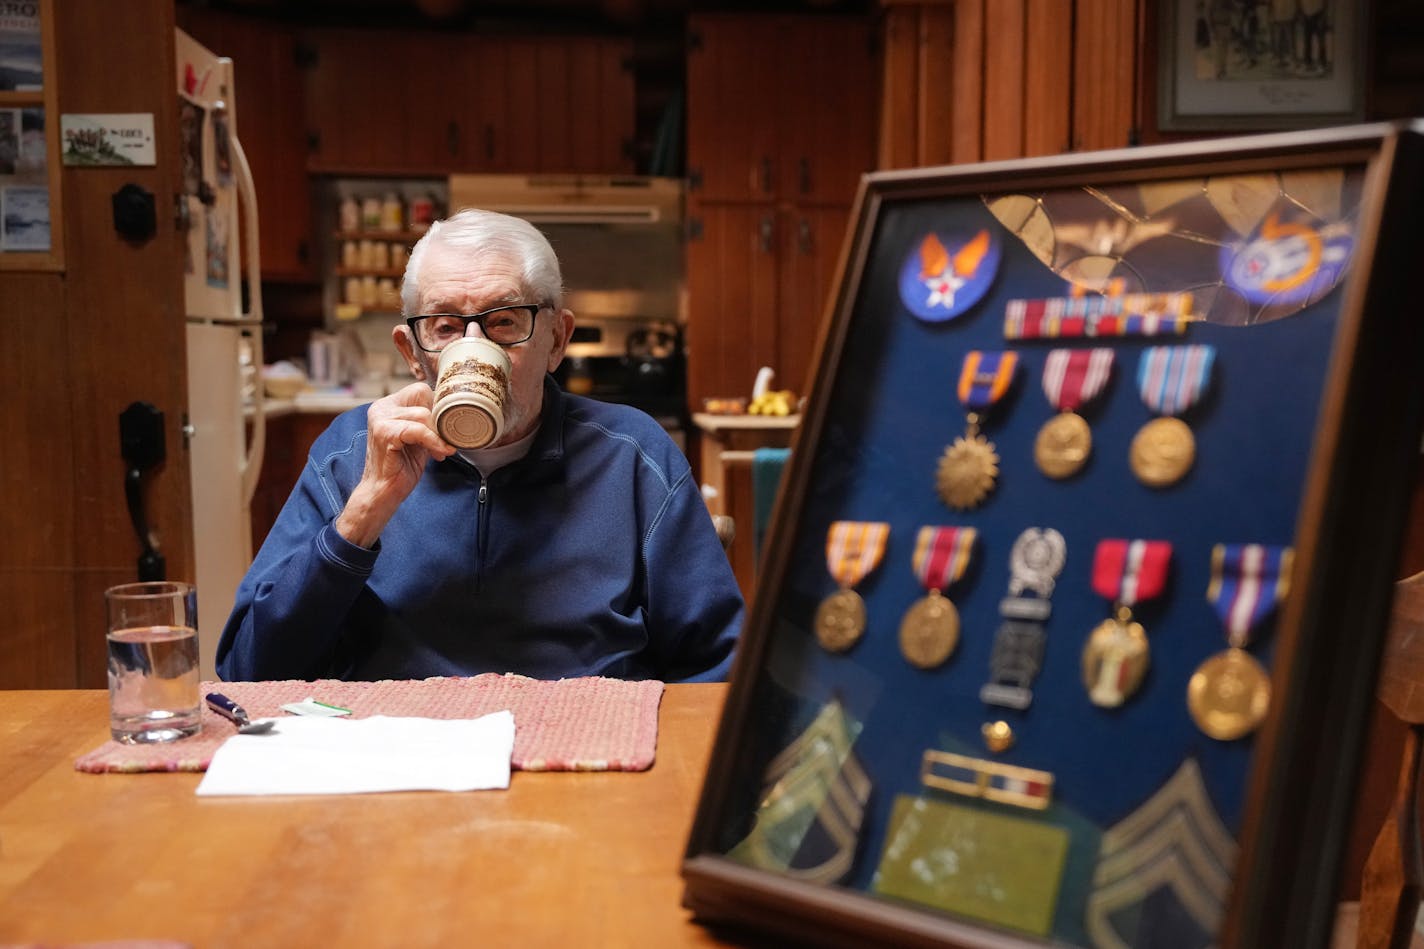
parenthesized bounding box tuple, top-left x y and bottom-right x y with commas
(400, 208, 564, 316)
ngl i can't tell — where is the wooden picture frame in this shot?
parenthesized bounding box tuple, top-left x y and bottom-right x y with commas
(0, 0, 63, 272)
(681, 123, 1424, 948)
(1156, 0, 1365, 132)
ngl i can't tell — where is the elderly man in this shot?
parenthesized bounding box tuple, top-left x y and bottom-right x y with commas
(216, 209, 743, 682)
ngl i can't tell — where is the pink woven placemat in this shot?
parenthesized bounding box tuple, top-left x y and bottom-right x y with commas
(75, 674, 664, 774)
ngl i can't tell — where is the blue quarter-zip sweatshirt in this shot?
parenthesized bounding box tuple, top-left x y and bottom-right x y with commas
(215, 378, 743, 683)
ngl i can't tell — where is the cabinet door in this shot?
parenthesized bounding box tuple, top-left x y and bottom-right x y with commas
(478, 36, 634, 175)
(685, 203, 781, 408)
(777, 205, 852, 400)
(304, 29, 408, 172)
(177, 9, 312, 279)
(778, 18, 877, 206)
(686, 16, 781, 202)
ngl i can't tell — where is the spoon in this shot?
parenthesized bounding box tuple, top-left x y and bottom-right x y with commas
(205, 692, 277, 735)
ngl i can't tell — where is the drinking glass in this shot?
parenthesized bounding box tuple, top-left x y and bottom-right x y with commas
(105, 581, 202, 743)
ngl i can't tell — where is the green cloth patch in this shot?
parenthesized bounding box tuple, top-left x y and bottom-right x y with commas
(873, 794, 1069, 936)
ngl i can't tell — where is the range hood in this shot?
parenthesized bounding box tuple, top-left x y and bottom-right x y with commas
(447, 173, 685, 324)
(448, 174, 682, 226)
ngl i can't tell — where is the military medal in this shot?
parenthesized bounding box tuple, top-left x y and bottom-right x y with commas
(1034, 348, 1114, 479)
(981, 527, 1066, 712)
(1082, 538, 1172, 707)
(1187, 543, 1293, 740)
(1130, 345, 1215, 488)
(937, 351, 1018, 510)
(814, 521, 890, 652)
(898, 526, 976, 669)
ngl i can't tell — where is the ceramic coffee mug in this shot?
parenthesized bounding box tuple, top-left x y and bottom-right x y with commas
(433, 336, 511, 449)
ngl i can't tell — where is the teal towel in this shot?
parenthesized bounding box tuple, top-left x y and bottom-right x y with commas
(753, 447, 791, 561)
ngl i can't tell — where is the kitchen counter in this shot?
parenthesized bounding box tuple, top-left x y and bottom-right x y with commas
(258, 390, 373, 418)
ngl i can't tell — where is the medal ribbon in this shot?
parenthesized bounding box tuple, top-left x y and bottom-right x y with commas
(1042, 348, 1114, 412)
(1091, 539, 1172, 607)
(825, 521, 890, 590)
(1004, 292, 1193, 340)
(912, 526, 976, 593)
(1207, 543, 1294, 647)
(1137, 345, 1215, 417)
(957, 351, 1018, 412)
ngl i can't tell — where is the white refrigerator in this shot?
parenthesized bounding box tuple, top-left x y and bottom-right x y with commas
(177, 28, 265, 679)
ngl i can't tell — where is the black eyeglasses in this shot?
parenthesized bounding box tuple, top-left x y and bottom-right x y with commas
(406, 304, 548, 352)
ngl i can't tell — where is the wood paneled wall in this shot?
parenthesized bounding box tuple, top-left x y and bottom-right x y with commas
(879, 0, 1135, 169)
(0, 0, 194, 688)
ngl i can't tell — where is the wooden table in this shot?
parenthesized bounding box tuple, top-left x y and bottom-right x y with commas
(0, 683, 731, 948)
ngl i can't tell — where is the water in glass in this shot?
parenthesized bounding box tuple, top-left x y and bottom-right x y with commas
(107, 624, 201, 743)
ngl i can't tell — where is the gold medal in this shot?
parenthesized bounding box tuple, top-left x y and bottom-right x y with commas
(817, 521, 890, 654)
(1129, 416, 1195, 487)
(815, 588, 867, 652)
(1187, 647, 1271, 740)
(898, 590, 960, 669)
(939, 352, 1017, 511)
(1081, 613, 1150, 708)
(936, 431, 999, 510)
(1034, 412, 1091, 479)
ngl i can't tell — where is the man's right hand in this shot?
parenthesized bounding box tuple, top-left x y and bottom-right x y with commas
(334, 382, 455, 548)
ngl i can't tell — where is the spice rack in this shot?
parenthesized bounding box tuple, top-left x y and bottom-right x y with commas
(321, 178, 447, 322)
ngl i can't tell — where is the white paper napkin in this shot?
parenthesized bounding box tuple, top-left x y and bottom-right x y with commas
(195, 711, 515, 796)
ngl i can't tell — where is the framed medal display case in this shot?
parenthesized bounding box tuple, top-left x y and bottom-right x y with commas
(681, 123, 1424, 949)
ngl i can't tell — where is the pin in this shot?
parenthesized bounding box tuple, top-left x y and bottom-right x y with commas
(982, 528, 1066, 710)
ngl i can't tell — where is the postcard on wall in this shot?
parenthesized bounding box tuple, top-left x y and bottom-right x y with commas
(2, 184, 49, 251)
(0, 1, 43, 92)
(61, 113, 156, 167)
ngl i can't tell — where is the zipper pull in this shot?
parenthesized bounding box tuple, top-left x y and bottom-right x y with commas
(479, 482, 487, 504)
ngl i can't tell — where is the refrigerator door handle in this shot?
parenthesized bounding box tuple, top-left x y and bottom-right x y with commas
(230, 134, 265, 506)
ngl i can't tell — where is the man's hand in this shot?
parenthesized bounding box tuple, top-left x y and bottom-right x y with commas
(334, 383, 455, 548)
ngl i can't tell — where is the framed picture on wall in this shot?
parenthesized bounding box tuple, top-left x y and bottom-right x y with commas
(1158, 0, 1364, 131)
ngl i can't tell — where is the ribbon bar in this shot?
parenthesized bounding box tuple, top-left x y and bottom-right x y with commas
(1043, 347, 1115, 413)
(912, 526, 976, 593)
(1207, 543, 1294, 646)
(825, 521, 890, 590)
(958, 350, 1018, 411)
(1137, 345, 1215, 417)
(921, 749, 1054, 811)
(1092, 539, 1172, 607)
(1004, 292, 1194, 340)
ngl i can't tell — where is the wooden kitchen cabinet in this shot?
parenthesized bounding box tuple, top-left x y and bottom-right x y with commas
(304, 30, 634, 176)
(176, 7, 314, 280)
(686, 15, 875, 205)
(683, 13, 875, 410)
(685, 202, 851, 408)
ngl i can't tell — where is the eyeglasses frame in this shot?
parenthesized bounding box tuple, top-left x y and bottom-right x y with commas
(405, 303, 549, 352)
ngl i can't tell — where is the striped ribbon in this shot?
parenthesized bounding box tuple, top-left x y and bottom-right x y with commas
(1207, 543, 1294, 647)
(825, 521, 890, 589)
(1137, 345, 1215, 416)
(1004, 292, 1194, 340)
(958, 351, 1018, 411)
(1091, 539, 1172, 607)
(921, 750, 1053, 810)
(911, 526, 976, 593)
(1042, 347, 1115, 412)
